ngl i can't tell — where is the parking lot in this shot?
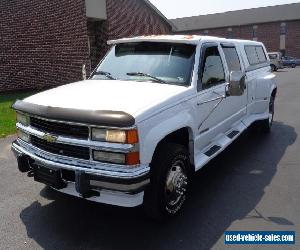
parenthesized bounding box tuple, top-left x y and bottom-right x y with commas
(0, 68, 299, 250)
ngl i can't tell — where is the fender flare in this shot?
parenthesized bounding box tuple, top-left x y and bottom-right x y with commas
(140, 112, 195, 165)
(269, 82, 277, 98)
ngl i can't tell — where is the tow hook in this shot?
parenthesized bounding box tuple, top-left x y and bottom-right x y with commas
(75, 171, 100, 199)
(17, 156, 31, 173)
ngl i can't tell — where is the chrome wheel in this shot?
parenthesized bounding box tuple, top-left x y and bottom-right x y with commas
(165, 160, 188, 210)
(143, 143, 190, 219)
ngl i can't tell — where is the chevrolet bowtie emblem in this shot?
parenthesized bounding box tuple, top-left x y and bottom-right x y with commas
(42, 134, 58, 143)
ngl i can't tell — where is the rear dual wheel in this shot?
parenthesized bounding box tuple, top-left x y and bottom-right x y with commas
(257, 95, 275, 133)
(271, 65, 277, 72)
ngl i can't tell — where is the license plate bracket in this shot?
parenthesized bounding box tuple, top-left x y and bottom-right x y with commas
(33, 163, 67, 190)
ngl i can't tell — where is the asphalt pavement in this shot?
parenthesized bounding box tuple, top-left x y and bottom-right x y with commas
(0, 68, 299, 250)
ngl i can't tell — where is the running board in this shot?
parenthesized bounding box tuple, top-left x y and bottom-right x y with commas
(227, 130, 240, 139)
(204, 145, 221, 157)
(195, 122, 247, 171)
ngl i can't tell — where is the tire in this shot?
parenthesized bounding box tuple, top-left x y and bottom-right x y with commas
(292, 64, 296, 68)
(257, 95, 275, 133)
(143, 143, 191, 220)
(270, 65, 276, 72)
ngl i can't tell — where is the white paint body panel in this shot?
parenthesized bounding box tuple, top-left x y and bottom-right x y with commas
(55, 183, 144, 207)
(22, 36, 277, 206)
(25, 80, 189, 123)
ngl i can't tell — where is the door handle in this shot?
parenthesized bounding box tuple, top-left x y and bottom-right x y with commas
(197, 96, 224, 106)
(197, 89, 226, 106)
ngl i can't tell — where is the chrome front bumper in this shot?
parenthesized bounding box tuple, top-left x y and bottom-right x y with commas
(12, 140, 150, 207)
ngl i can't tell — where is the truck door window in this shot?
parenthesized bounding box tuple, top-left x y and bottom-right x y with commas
(201, 46, 225, 89)
(222, 46, 241, 72)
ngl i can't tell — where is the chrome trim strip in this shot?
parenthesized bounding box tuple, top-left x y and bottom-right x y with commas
(17, 123, 138, 153)
(88, 127, 93, 161)
(18, 139, 140, 170)
(54, 183, 144, 207)
(12, 142, 150, 179)
(90, 179, 150, 192)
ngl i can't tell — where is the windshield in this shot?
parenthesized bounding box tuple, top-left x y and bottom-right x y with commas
(91, 42, 196, 86)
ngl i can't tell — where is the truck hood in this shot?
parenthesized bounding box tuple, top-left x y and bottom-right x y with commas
(25, 80, 187, 119)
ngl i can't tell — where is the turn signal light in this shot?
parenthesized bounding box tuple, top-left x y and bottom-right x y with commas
(93, 150, 140, 166)
(126, 152, 140, 165)
(126, 129, 139, 144)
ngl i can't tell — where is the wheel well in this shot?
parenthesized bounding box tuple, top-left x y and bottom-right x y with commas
(271, 88, 277, 98)
(153, 127, 194, 165)
(160, 128, 190, 147)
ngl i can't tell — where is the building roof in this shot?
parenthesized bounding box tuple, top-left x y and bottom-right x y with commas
(171, 2, 300, 32)
(143, 0, 176, 30)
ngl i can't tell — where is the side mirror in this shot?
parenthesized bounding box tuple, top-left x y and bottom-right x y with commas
(227, 71, 246, 96)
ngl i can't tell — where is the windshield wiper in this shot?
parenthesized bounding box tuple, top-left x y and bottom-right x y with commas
(93, 71, 116, 80)
(126, 72, 166, 84)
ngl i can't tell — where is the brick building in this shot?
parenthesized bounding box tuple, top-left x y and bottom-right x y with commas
(0, 0, 172, 92)
(171, 3, 300, 58)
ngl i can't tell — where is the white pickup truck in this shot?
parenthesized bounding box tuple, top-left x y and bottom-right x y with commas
(12, 35, 277, 219)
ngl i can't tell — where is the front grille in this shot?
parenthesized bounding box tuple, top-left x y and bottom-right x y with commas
(31, 136, 90, 160)
(30, 117, 89, 140)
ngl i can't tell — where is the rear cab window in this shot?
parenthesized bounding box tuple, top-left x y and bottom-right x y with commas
(244, 45, 268, 66)
(256, 47, 267, 63)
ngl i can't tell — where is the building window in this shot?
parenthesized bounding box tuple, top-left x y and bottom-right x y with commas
(227, 28, 233, 38)
(252, 25, 258, 40)
(280, 23, 287, 35)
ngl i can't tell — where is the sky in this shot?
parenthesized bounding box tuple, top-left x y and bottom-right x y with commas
(149, 0, 300, 19)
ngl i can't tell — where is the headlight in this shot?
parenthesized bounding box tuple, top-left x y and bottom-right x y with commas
(92, 128, 138, 144)
(16, 112, 30, 126)
(17, 129, 30, 143)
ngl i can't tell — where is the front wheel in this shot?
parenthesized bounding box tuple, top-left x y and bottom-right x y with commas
(143, 143, 191, 220)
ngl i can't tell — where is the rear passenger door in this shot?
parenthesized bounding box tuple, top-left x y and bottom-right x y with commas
(244, 45, 270, 115)
(221, 43, 248, 120)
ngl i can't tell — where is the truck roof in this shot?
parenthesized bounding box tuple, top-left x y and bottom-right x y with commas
(107, 35, 264, 46)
